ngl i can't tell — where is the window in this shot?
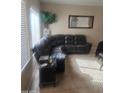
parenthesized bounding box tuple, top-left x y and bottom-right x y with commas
(30, 8, 40, 48)
(21, 1, 30, 69)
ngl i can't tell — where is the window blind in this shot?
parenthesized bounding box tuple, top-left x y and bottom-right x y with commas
(21, 1, 30, 69)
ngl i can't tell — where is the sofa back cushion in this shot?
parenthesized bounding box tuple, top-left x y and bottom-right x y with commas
(65, 35, 75, 45)
(75, 35, 86, 45)
(49, 35, 65, 47)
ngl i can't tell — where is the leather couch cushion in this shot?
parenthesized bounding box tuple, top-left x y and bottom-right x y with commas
(49, 35, 65, 47)
(64, 45, 76, 54)
(75, 35, 86, 45)
(65, 35, 75, 45)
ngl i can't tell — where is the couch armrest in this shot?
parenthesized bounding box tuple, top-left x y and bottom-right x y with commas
(85, 42, 92, 53)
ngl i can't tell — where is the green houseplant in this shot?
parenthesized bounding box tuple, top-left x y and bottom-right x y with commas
(41, 11, 57, 36)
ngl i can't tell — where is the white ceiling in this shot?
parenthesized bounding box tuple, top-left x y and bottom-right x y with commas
(40, 0, 103, 6)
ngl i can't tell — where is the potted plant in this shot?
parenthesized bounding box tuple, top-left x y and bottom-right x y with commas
(41, 11, 57, 37)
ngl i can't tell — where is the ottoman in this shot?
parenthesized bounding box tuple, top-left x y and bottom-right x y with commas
(39, 62, 56, 87)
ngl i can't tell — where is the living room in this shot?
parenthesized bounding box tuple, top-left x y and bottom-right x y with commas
(2, 0, 124, 93)
(21, 0, 103, 93)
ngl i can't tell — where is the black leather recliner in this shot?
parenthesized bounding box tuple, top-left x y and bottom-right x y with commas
(95, 41, 103, 56)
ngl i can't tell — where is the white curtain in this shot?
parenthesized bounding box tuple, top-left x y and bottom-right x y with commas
(30, 8, 40, 48)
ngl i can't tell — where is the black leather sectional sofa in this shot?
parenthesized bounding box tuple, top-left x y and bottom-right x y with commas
(33, 34, 92, 86)
(33, 34, 92, 60)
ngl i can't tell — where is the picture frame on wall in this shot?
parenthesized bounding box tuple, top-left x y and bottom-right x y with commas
(68, 15, 94, 29)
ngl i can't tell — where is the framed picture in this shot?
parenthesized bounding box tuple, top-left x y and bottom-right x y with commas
(68, 15, 94, 29)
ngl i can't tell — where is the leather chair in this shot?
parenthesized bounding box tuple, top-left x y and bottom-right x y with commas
(95, 41, 103, 56)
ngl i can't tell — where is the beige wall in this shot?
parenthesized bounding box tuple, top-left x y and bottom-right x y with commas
(41, 3, 103, 51)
